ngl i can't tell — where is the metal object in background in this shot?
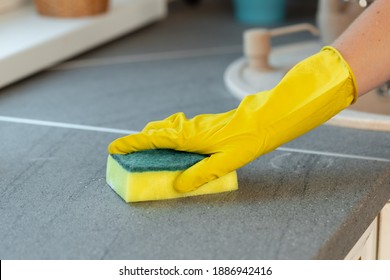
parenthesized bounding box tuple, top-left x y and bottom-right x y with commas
(343, 0, 375, 8)
(377, 81, 390, 97)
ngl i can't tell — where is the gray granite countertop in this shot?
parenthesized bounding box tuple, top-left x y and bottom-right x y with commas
(1, 1, 389, 259)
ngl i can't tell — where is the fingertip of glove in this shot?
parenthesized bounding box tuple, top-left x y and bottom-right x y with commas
(107, 142, 125, 155)
(107, 144, 115, 154)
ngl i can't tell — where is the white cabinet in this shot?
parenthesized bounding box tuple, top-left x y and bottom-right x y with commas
(378, 202, 390, 260)
(345, 201, 390, 260)
(345, 218, 378, 260)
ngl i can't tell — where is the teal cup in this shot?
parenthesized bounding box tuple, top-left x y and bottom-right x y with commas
(233, 0, 286, 25)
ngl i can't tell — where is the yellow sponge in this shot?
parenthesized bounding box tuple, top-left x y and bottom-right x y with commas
(106, 149, 238, 202)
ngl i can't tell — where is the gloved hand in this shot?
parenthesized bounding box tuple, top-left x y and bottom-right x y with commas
(108, 46, 357, 193)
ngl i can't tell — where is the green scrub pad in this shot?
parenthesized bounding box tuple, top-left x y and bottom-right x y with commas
(106, 149, 238, 202)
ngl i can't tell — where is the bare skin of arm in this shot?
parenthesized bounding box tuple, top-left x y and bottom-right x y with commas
(332, 0, 390, 96)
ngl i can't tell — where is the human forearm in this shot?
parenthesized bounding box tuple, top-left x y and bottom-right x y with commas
(332, 0, 390, 96)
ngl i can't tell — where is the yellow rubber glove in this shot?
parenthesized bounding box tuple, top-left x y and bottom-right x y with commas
(108, 46, 357, 192)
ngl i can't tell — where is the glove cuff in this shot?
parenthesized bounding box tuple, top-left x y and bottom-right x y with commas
(321, 46, 359, 104)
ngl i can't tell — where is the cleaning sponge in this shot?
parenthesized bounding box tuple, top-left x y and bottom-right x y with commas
(106, 149, 238, 202)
